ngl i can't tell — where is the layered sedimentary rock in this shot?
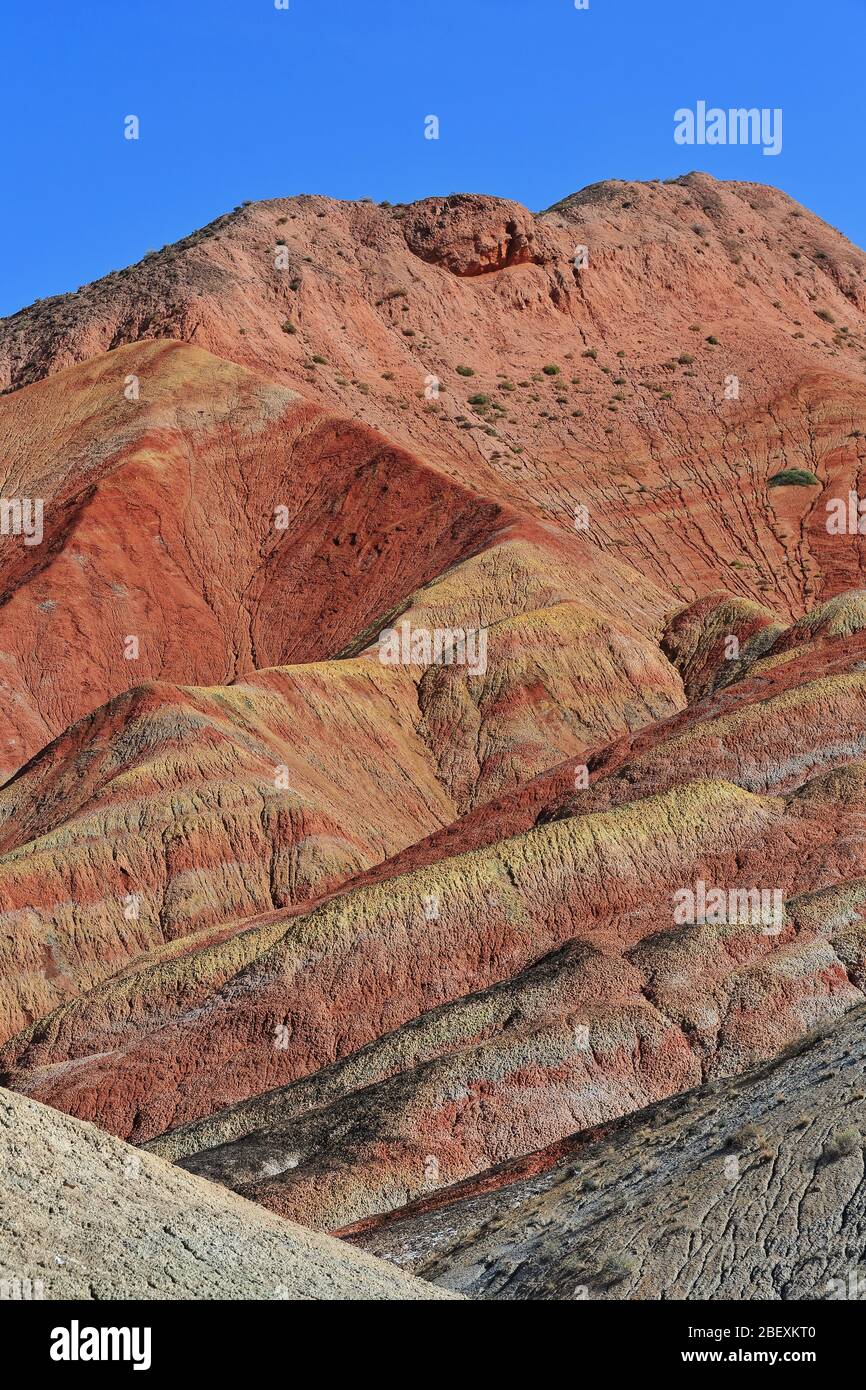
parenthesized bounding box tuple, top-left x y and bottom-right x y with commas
(2, 176, 866, 1265)
(352, 1006, 866, 1302)
(0, 525, 683, 1040)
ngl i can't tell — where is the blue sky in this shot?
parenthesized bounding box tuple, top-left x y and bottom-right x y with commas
(3, 0, 864, 317)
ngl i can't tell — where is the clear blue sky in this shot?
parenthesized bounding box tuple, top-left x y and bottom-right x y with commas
(3, 0, 864, 317)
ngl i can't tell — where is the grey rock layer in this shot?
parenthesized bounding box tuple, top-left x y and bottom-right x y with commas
(0, 1088, 457, 1301)
(355, 1007, 866, 1300)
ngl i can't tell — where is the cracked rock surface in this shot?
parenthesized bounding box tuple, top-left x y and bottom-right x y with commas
(0, 1087, 455, 1300)
(353, 1006, 866, 1301)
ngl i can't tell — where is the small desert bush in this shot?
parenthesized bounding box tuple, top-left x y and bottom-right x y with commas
(727, 1123, 765, 1151)
(824, 1129, 860, 1161)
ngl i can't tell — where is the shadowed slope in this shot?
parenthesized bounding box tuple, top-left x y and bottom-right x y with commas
(0, 339, 514, 773)
(351, 1006, 866, 1302)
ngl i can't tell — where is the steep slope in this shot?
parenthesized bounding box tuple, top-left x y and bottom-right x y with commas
(0, 1087, 453, 1300)
(351, 1006, 866, 1302)
(0, 339, 518, 774)
(4, 175, 866, 621)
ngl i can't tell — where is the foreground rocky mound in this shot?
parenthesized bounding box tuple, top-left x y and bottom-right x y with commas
(352, 1005, 866, 1301)
(0, 1087, 453, 1300)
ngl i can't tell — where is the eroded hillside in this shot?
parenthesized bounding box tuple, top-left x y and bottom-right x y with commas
(2, 175, 866, 1293)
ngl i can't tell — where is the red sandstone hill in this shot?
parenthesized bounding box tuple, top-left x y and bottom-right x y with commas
(2, 175, 866, 1286)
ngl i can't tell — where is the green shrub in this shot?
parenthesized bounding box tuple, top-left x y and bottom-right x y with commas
(767, 468, 820, 488)
(596, 1256, 636, 1287)
(455, 364, 475, 377)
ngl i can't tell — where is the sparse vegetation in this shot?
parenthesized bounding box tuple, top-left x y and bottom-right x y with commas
(455, 365, 475, 377)
(727, 1123, 765, 1152)
(824, 1129, 860, 1161)
(595, 1255, 637, 1287)
(767, 468, 820, 488)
